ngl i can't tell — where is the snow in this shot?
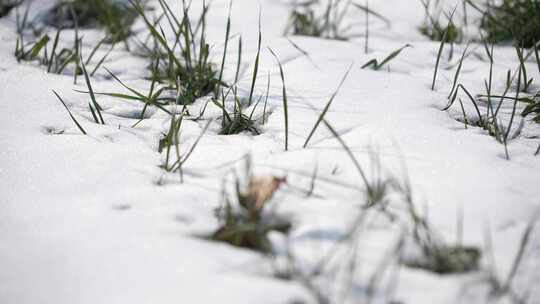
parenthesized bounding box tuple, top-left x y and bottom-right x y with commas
(1, 0, 540, 303)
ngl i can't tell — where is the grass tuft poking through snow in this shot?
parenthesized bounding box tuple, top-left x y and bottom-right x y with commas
(284, 0, 352, 40)
(469, 0, 540, 47)
(44, 0, 138, 44)
(130, 0, 221, 105)
(14, 4, 113, 77)
(419, 1, 462, 43)
(0, 0, 21, 17)
(211, 157, 290, 253)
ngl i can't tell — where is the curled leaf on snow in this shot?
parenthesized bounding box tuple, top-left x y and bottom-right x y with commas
(210, 173, 290, 253)
(241, 176, 287, 214)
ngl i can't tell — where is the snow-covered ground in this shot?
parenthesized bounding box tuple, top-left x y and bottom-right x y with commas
(1, 1, 539, 303)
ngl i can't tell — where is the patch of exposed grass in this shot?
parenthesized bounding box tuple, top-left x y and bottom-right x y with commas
(15, 5, 113, 78)
(521, 94, 540, 123)
(0, 0, 21, 17)
(211, 157, 290, 253)
(439, 39, 540, 158)
(321, 116, 482, 274)
(130, 0, 222, 105)
(419, 1, 462, 43)
(79, 66, 174, 127)
(284, 0, 352, 40)
(94, 0, 269, 140)
(160, 110, 212, 181)
(468, 0, 540, 47)
(401, 195, 481, 273)
(213, 87, 262, 136)
(44, 0, 138, 44)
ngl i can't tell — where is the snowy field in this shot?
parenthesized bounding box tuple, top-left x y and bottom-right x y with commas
(1, 0, 540, 303)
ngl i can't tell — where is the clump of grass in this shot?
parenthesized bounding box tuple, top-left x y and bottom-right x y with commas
(284, 0, 352, 40)
(44, 0, 138, 44)
(405, 244, 482, 274)
(0, 0, 21, 17)
(160, 108, 212, 182)
(96, 0, 269, 139)
(361, 44, 411, 71)
(130, 0, 221, 105)
(419, 18, 462, 43)
(14, 4, 113, 78)
(324, 116, 481, 274)
(15, 32, 51, 63)
(213, 86, 262, 136)
(212, 14, 265, 136)
(439, 39, 538, 159)
(80, 65, 174, 127)
(469, 0, 540, 47)
(403, 215, 482, 274)
(211, 157, 290, 253)
(419, 1, 462, 42)
(521, 95, 540, 123)
(394, 170, 481, 274)
(352, 1, 391, 53)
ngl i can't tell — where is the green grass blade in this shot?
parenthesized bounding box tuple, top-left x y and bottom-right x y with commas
(262, 71, 270, 124)
(352, 2, 391, 27)
(80, 54, 105, 124)
(431, 8, 456, 90)
(104, 67, 146, 99)
(322, 117, 369, 188)
(47, 29, 61, 72)
(215, 1, 232, 100)
(52, 90, 87, 135)
(28, 35, 50, 60)
(247, 11, 262, 106)
(375, 43, 411, 70)
(447, 42, 470, 99)
(177, 119, 213, 168)
(90, 43, 115, 76)
(303, 63, 352, 148)
(235, 36, 242, 84)
(85, 36, 107, 66)
(269, 48, 289, 151)
(504, 62, 522, 145)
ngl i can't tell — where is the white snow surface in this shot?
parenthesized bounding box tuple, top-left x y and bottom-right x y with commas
(1, 0, 540, 303)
